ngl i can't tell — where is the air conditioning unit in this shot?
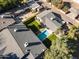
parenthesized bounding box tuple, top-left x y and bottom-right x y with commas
(14, 28, 18, 32)
(24, 42, 28, 47)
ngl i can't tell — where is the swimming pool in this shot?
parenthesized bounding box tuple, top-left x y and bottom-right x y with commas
(37, 29, 50, 41)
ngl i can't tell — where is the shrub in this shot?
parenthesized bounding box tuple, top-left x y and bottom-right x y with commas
(61, 2, 71, 12)
(51, 0, 64, 9)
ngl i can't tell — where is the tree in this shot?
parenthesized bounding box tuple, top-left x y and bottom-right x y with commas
(0, 0, 17, 12)
(19, 0, 28, 4)
(75, 29, 79, 39)
(51, 0, 63, 9)
(44, 36, 79, 59)
(61, 2, 71, 12)
(0, 0, 24, 12)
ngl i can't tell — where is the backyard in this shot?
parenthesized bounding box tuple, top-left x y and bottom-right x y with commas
(28, 20, 44, 30)
(24, 17, 58, 47)
(44, 23, 79, 59)
(28, 20, 58, 41)
(47, 33, 58, 41)
(27, 20, 46, 34)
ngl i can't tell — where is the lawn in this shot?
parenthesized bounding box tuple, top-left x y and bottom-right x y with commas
(28, 20, 46, 31)
(47, 33, 58, 41)
(32, 20, 41, 29)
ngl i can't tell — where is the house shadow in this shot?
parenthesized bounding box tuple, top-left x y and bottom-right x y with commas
(52, 12, 63, 20)
(43, 38, 51, 48)
(52, 12, 63, 24)
(27, 42, 41, 47)
(0, 47, 6, 55)
(63, 2, 71, 9)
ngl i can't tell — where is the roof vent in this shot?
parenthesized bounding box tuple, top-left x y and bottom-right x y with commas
(24, 42, 28, 48)
(14, 28, 18, 32)
(50, 17, 53, 20)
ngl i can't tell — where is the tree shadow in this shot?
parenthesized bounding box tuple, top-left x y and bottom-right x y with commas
(63, 2, 71, 9)
(52, 12, 63, 24)
(52, 12, 63, 20)
(43, 38, 51, 48)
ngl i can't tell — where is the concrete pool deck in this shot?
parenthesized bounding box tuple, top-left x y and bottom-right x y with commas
(37, 28, 52, 41)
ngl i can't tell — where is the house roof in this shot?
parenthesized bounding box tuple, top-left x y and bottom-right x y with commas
(0, 32, 6, 51)
(0, 18, 15, 31)
(67, 7, 79, 19)
(36, 10, 62, 32)
(8, 22, 46, 58)
(29, 1, 40, 10)
(36, 10, 55, 19)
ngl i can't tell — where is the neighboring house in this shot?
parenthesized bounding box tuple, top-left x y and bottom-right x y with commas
(8, 22, 46, 59)
(14, 5, 30, 17)
(0, 28, 24, 58)
(36, 10, 63, 32)
(66, 7, 79, 20)
(0, 32, 6, 53)
(63, 0, 79, 9)
(0, 18, 15, 31)
(28, 1, 42, 12)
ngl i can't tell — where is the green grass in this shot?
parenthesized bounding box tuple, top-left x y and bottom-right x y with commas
(28, 20, 46, 31)
(32, 20, 40, 29)
(48, 33, 58, 41)
(28, 20, 40, 29)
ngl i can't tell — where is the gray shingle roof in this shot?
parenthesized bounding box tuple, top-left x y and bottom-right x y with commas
(30, 2, 40, 10)
(36, 10, 62, 32)
(37, 10, 54, 19)
(8, 22, 46, 58)
(28, 1, 40, 10)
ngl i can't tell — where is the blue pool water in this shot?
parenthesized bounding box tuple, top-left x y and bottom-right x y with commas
(37, 30, 49, 41)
